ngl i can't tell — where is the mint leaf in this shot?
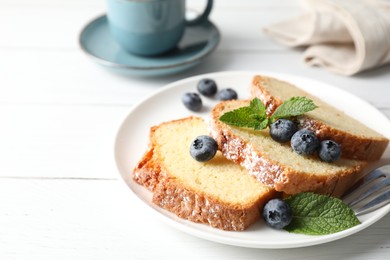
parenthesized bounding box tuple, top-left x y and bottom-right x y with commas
(257, 117, 269, 130)
(219, 98, 269, 130)
(219, 107, 267, 130)
(271, 97, 317, 120)
(250, 98, 266, 116)
(284, 193, 360, 235)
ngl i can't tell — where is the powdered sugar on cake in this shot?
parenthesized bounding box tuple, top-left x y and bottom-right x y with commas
(216, 129, 284, 188)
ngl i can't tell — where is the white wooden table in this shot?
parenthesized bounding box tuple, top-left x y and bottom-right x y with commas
(1, 0, 390, 259)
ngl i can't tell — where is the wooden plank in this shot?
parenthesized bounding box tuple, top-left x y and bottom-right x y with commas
(0, 178, 389, 259)
(0, 105, 129, 178)
(1, 50, 389, 108)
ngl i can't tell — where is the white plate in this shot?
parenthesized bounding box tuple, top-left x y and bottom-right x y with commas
(114, 71, 390, 249)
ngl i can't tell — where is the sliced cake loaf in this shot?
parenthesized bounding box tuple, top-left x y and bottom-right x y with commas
(210, 100, 368, 196)
(250, 75, 389, 161)
(133, 117, 278, 231)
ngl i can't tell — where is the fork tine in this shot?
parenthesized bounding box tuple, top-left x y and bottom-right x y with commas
(342, 165, 390, 216)
(363, 167, 387, 182)
(354, 188, 390, 216)
(342, 167, 387, 205)
(349, 177, 390, 207)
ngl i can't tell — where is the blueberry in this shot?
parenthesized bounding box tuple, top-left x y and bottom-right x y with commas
(197, 78, 218, 97)
(182, 93, 202, 112)
(269, 119, 298, 143)
(190, 135, 218, 162)
(318, 140, 341, 162)
(262, 199, 292, 229)
(291, 129, 320, 155)
(216, 88, 238, 101)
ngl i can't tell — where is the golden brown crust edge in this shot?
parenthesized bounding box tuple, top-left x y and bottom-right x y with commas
(153, 178, 278, 231)
(251, 75, 389, 161)
(209, 100, 367, 196)
(133, 148, 162, 191)
(133, 116, 278, 231)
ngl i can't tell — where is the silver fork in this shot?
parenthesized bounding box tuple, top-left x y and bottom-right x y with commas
(342, 165, 390, 216)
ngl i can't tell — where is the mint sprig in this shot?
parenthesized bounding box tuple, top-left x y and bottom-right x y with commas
(284, 193, 360, 235)
(271, 97, 318, 120)
(219, 99, 268, 130)
(219, 97, 317, 130)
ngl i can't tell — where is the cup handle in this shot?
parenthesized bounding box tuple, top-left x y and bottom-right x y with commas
(186, 0, 213, 26)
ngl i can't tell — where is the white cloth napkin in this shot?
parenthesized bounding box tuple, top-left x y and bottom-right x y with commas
(264, 0, 390, 75)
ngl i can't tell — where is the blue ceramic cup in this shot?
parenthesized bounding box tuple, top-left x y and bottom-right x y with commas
(107, 0, 213, 56)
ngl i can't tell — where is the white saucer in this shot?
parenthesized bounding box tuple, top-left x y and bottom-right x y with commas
(79, 14, 220, 76)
